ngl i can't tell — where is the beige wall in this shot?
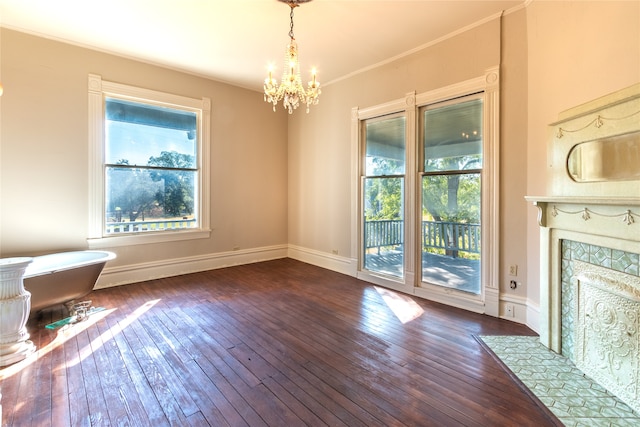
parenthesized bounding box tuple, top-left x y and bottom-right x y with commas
(525, 1, 640, 313)
(500, 6, 530, 309)
(0, 30, 289, 270)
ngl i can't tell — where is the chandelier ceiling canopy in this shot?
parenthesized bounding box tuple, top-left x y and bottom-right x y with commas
(264, 0, 321, 114)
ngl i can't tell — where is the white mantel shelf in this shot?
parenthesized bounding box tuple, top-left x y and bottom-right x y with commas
(525, 196, 640, 206)
(525, 196, 640, 242)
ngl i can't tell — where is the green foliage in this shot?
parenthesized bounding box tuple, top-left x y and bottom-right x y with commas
(148, 151, 195, 217)
(423, 155, 480, 223)
(365, 157, 404, 221)
(365, 178, 403, 221)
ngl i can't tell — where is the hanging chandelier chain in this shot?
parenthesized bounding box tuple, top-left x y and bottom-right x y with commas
(288, 5, 296, 39)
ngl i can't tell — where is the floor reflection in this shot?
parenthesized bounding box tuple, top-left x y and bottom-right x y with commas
(374, 286, 424, 324)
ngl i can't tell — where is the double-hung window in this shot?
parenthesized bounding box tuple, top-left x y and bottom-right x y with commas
(88, 75, 211, 247)
(353, 68, 500, 315)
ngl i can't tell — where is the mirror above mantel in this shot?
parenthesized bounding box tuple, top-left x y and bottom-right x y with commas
(547, 83, 640, 198)
(567, 131, 640, 182)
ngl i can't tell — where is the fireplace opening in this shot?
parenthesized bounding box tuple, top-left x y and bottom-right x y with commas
(570, 259, 640, 414)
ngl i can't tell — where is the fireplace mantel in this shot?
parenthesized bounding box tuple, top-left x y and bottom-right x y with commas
(527, 196, 640, 207)
(526, 196, 640, 241)
(527, 84, 640, 411)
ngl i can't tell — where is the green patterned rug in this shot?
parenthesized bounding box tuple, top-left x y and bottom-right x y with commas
(478, 335, 640, 427)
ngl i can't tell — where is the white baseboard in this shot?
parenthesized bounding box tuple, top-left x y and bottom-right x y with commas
(525, 299, 540, 333)
(287, 245, 357, 277)
(95, 244, 288, 289)
(499, 293, 529, 325)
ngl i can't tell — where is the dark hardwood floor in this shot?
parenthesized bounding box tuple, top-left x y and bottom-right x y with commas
(1, 258, 559, 426)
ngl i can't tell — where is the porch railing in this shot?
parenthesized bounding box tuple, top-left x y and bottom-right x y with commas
(364, 219, 480, 256)
(106, 218, 196, 234)
(364, 220, 404, 254)
(422, 220, 480, 255)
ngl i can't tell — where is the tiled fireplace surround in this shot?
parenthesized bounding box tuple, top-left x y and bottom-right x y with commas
(560, 239, 640, 359)
(527, 83, 640, 414)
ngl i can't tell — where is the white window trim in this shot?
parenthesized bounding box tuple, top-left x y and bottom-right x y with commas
(87, 74, 211, 248)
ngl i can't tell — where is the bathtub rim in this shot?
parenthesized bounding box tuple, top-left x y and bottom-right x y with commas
(23, 250, 116, 279)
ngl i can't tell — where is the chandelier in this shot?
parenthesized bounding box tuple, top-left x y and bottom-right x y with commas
(264, 0, 321, 114)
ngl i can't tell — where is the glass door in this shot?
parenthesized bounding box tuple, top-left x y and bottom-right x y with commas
(420, 96, 483, 294)
(362, 114, 406, 278)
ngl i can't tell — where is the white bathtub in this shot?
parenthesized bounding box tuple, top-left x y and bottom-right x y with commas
(23, 250, 116, 313)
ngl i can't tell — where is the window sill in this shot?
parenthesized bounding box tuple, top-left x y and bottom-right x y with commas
(88, 229, 211, 249)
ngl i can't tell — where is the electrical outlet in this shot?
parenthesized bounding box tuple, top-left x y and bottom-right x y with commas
(332, 249, 339, 255)
(505, 303, 514, 317)
(509, 265, 518, 276)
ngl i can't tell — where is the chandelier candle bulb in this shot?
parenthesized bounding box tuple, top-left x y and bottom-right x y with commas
(266, 67, 274, 84)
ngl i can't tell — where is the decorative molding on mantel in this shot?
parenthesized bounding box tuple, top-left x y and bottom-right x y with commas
(525, 196, 640, 236)
(553, 109, 640, 139)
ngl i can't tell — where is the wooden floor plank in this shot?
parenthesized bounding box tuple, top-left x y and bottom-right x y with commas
(229, 291, 483, 425)
(1, 258, 559, 426)
(209, 302, 381, 427)
(153, 309, 250, 427)
(140, 313, 232, 427)
(121, 320, 191, 425)
(93, 317, 150, 426)
(75, 328, 111, 426)
(222, 293, 474, 426)
(101, 313, 171, 427)
(209, 304, 366, 426)
(62, 332, 92, 427)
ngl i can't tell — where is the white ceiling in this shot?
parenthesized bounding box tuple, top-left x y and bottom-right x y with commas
(0, 0, 525, 92)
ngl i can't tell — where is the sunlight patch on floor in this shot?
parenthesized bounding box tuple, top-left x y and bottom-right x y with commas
(0, 299, 160, 379)
(0, 308, 116, 379)
(375, 286, 424, 324)
(67, 299, 160, 367)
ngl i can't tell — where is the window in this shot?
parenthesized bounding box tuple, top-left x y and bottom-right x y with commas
(352, 68, 500, 315)
(420, 95, 483, 295)
(362, 113, 406, 278)
(88, 75, 211, 247)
